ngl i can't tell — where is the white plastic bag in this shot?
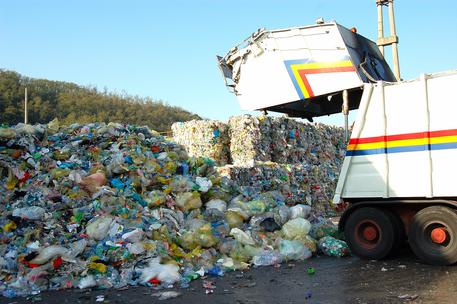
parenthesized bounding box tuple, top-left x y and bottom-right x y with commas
(279, 240, 312, 261)
(29, 245, 69, 264)
(86, 216, 113, 241)
(230, 228, 256, 246)
(12, 206, 45, 221)
(196, 176, 212, 192)
(289, 204, 312, 219)
(206, 199, 227, 212)
(140, 258, 181, 284)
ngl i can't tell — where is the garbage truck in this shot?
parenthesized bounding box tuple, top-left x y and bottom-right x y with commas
(218, 21, 457, 265)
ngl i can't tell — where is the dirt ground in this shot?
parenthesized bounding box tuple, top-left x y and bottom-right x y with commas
(3, 248, 456, 304)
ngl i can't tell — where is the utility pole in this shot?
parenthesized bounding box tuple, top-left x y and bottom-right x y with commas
(376, 0, 400, 81)
(24, 87, 28, 124)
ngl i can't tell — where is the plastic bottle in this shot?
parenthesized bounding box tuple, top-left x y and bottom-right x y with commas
(207, 265, 224, 277)
(12, 206, 46, 221)
(252, 251, 282, 267)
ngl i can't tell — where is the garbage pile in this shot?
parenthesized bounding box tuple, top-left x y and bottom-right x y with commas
(173, 115, 347, 214)
(0, 121, 349, 298)
(171, 120, 230, 165)
(216, 162, 338, 214)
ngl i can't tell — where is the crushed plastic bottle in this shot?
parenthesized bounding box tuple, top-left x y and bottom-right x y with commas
(12, 207, 45, 221)
(252, 250, 283, 267)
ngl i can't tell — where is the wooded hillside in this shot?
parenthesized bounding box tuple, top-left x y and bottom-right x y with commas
(0, 70, 200, 132)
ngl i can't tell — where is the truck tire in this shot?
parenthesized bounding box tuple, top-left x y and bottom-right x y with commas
(409, 206, 457, 265)
(344, 207, 396, 260)
(385, 209, 406, 255)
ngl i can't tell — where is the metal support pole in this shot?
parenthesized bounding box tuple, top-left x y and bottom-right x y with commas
(343, 90, 349, 142)
(388, 0, 400, 80)
(377, 2, 385, 56)
(24, 87, 28, 124)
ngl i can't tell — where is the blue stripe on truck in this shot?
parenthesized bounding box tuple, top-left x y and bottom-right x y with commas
(346, 142, 457, 156)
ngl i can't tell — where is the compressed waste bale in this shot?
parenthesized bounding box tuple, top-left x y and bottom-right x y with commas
(228, 115, 273, 166)
(172, 120, 230, 165)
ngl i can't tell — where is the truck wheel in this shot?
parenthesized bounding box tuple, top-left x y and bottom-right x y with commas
(385, 209, 406, 255)
(344, 207, 396, 260)
(409, 206, 457, 265)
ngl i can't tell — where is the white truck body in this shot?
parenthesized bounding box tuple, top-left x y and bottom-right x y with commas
(334, 71, 457, 203)
(218, 22, 396, 118)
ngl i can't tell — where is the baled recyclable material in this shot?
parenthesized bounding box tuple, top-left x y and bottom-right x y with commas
(171, 120, 230, 165)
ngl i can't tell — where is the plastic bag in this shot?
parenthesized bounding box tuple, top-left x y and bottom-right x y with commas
(246, 200, 267, 215)
(252, 250, 282, 266)
(206, 199, 227, 212)
(86, 216, 113, 241)
(279, 240, 312, 261)
(309, 219, 339, 240)
(289, 204, 311, 219)
(225, 210, 244, 228)
(195, 224, 219, 248)
(230, 228, 256, 246)
(12, 207, 45, 221)
(29, 245, 69, 265)
(78, 275, 97, 289)
(122, 228, 144, 243)
(175, 192, 202, 211)
(282, 218, 311, 240)
(140, 258, 181, 284)
(259, 217, 281, 232)
(196, 176, 212, 192)
(318, 236, 350, 257)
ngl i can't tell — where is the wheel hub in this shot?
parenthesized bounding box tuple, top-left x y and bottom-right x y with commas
(431, 227, 447, 244)
(363, 226, 378, 241)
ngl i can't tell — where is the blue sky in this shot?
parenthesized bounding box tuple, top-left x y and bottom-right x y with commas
(1, 1, 456, 125)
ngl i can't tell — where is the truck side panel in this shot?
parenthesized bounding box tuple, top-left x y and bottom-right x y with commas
(334, 71, 457, 203)
(384, 79, 430, 197)
(428, 73, 457, 196)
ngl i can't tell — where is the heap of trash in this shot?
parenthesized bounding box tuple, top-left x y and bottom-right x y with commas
(173, 115, 347, 214)
(0, 120, 349, 298)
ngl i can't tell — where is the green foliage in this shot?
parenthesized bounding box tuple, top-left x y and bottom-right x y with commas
(0, 69, 200, 132)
